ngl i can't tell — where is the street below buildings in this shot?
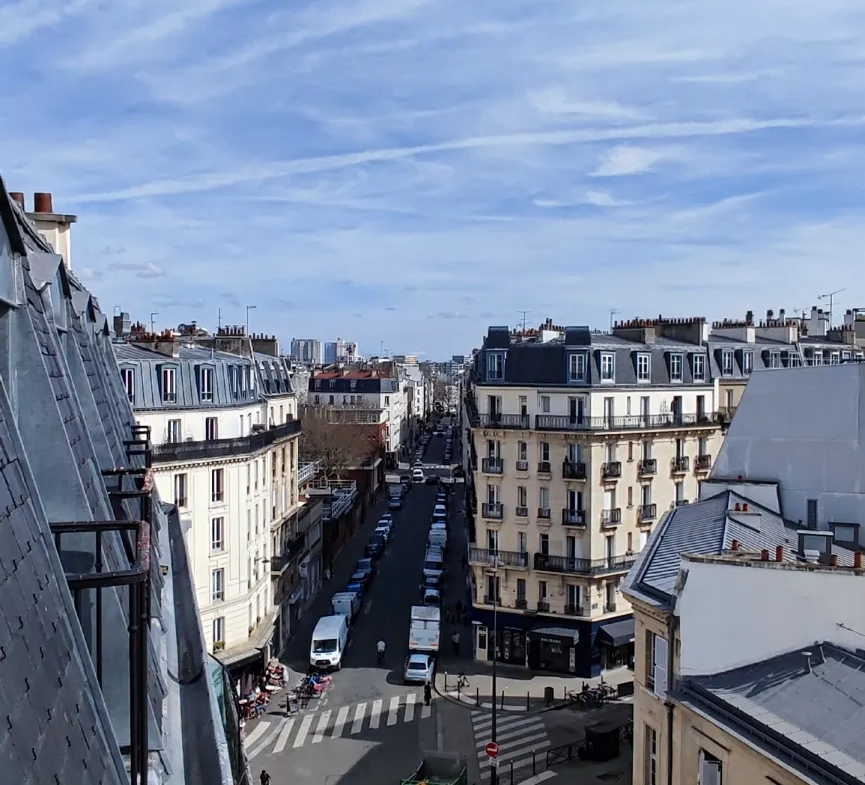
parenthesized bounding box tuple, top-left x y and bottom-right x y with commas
(246, 420, 458, 785)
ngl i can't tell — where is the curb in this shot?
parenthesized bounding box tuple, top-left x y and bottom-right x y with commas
(433, 682, 565, 715)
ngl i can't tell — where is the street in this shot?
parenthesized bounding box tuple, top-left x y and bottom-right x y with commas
(247, 422, 456, 784)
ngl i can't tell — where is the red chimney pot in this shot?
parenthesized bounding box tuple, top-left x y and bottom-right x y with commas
(742, 503, 749, 512)
(33, 192, 53, 213)
(731, 539, 740, 551)
(830, 554, 839, 567)
(855, 552, 863, 569)
(9, 192, 24, 209)
(760, 549, 770, 561)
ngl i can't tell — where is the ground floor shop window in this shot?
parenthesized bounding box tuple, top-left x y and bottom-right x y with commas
(601, 642, 634, 670)
(489, 628, 526, 665)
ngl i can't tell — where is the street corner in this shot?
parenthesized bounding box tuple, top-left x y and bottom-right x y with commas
(433, 672, 479, 710)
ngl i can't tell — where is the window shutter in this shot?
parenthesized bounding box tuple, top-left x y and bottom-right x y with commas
(653, 635, 669, 697)
(699, 754, 721, 785)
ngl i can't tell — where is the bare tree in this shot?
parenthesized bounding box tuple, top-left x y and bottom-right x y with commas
(432, 379, 450, 411)
(300, 408, 378, 478)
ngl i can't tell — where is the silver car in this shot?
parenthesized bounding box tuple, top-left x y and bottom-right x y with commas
(404, 653, 435, 684)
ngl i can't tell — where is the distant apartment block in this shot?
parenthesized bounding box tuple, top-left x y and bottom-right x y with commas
(324, 338, 359, 364)
(291, 338, 323, 365)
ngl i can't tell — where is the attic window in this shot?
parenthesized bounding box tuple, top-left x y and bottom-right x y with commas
(797, 530, 832, 556)
(830, 522, 859, 544)
(568, 352, 587, 382)
(121, 367, 135, 403)
(487, 352, 505, 381)
(768, 351, 781, 369)
(721, 350, 734, 375)
(636, 353, 650, 382)
(669, 353, 683, 382)
(742, 351, 753, 375)
(600, 353, 615, 382)
(161, 366, 177, 404)
(199, 366, 213, 402)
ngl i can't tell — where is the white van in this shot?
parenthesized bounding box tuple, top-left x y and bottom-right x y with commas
(428, 529, 447, 551)
(423, 547, 445, 580)
(331, 592, 361, 622)
(310, 615, 350, 671)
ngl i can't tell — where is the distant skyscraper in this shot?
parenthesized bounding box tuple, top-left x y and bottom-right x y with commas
(291, 338, 323, 365)
(324, 338, 357, 364)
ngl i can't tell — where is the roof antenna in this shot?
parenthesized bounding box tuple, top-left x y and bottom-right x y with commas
(518, 310, 528, 332)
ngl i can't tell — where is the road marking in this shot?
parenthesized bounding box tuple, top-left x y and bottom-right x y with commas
(364, 599, 374, 615)
(272, 719, 295, 755)
(519, 772, 556, 785)
(370, 699, 383, 729)
(473, 715, 540, 734)
(351, 702, 366, 734)
(293, 714, 314, 748)
(404, 692, 416, 723)
(244, 721, 270, 748)
(421, 698, 432, 720)
(387, 696, 400, 726)
(332, 705, 350, 738)
(312, 710, 332, 743)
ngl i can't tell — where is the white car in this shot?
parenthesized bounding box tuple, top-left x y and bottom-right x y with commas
(379, 513, 393, 524)
(433, 504, 447, 518)
(412, 468, 425, 483)
(374, 525, 391, 543)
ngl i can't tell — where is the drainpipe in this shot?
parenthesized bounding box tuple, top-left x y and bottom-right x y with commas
(666, 611, 679, 785)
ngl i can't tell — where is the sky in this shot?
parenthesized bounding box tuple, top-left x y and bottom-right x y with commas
(3, 0, 865, 358)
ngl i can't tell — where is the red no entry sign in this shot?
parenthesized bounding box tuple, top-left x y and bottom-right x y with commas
(485, 742, 499, 759)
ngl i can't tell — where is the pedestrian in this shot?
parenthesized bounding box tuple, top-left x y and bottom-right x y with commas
(424, 680, 432, 706)
(452, 630, 460, 656)
(260, 770, 271, 785)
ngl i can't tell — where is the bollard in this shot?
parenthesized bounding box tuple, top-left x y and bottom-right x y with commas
(527, 692, 530, 710)
(501, 690, 505, 710)
(476, 686, 480, 704)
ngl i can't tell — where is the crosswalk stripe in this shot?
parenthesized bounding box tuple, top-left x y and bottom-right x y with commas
(351, 703, 366, 734)
(473, 716, 542, 735)
(387, 696, 400, 726)
(489, 725, 543, 747)
(312, 710, 332, 744)
(332, 706, 350, 738)
(272, 719, 295, 755)
(404, 692, 416, 723)
(421, 699, 432, 719)
(293, 714, 314, 749)
(244, 721, 270, 747)
(370, 699, 383, 729)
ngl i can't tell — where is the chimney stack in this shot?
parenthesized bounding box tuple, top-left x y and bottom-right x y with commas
(775, 545, 784, 562)
(9, 192, 25, 209)
(760, 549, 770, 561)
(33, 192, 53, 213)
(855, 552, 863, 569)
(731, 539, 740, 551)
(830, 554, 839, 567)
(745, 309, 754, 324)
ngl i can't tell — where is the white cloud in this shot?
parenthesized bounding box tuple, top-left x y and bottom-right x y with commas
(590, 146, 666, 177)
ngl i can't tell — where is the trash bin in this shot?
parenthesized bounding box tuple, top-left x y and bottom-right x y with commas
(544, 687, 555, 706)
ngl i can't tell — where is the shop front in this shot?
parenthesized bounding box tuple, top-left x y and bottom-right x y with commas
(470, 607, 535, 666)
(215, 614, 275, 694)
(526, 624, 580, 674)
(596, 617, 635, 672)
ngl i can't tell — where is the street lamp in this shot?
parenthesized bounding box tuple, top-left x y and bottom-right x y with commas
(246, 304, 257, 335)
(486, 560, 500, 784)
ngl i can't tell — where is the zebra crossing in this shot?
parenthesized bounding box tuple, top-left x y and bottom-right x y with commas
(471, 708, 551, 781)
(245, 691, 433, 759)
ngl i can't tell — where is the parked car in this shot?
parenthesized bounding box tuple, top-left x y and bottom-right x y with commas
(404, 653, 436, 684)
(365, 536, 384, 559)
(425, 474, 440, 484)
(389, 496, 403, 511)
(412, 468, 425, 483)
(374, 524, 392, 543)
(422, 588, 441, 606)
(355, 557, 376, 576)
(379, 513, 393, 524)
(350, 568, 372, 590)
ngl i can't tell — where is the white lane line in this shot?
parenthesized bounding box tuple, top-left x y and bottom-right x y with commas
(404, 692, 416, 723)
(494, 724, 544, 746)
(364, 599, 374, 615)
(312, 710, 332, 744)
(473, 715, 541, 735)
(370, 699, 383, 729)
(387, 695, 400, 726)
(244, 721, 270, 748)
(332, 705, 350, 738)
(351, 702, 366, 734)
(272, 719, 295, 755)
(293, 714, 314, 749)
(421, 698, 432, 720)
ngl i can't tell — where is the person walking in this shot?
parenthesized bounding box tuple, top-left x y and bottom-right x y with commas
(424, 681, 432, 706)
(452, 630, 460, 656)
(260, 770, 271, 785)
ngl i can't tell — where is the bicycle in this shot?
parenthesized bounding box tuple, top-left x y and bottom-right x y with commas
(456, 672, 470, 690)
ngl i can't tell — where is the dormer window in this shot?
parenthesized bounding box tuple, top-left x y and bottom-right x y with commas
(789, 352, 802, 367)
(742, 351, 753, 375)
(228, 366, 238, 398)
(692, 354, 705, 381)
(636, 354, 650, 382)
(830, 351, 840, 365)
(121, 367, 135, 403)
(568, 352, 587, 382)
(200, 366, 214, 402)
(161, 366, 177, 404)
(350, 380, 357, 391)
(487, 352, 505, 381)
(314, 379, 321, 390)
(249, 367, 256, 391)
(830, 522, 859, 545)
(813, 350, 824, 366)
(842, 351, 852, 362)
(669, 353, 683, 382)
(768, 352, 781, 369)
(721, 350, 734, 375)
(600, 353, 615, 382)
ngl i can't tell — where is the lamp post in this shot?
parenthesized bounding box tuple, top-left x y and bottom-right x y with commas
(486, 561, 499, 784)
(246, 304, 257, 335)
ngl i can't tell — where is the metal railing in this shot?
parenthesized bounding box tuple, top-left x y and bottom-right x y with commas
(638, 458, 657, 475)
(535, 412, 719, 432)
(482, 502, 504, 519)
(269, 536, 306, 574)
(537, 507, 551, 520)
(562, 509, 586, 526)
(672, 456, 690, 473)
(563, 604, 587, 617)
(602, 461, 622, 479)
(537, 461, 552, 474)
(516, 460, 529, 472)
(562, 461, 586, 480)
(601, 508, 622, 526)
(482, 457, 504, 474)
(297, 461, 319, 486)
(152, 419, 301, 463)
(469, 547, 529, 569)
(534, 553, 637, 576)
(473, 413, 531, 429)
(638, 503, 657, 521)
(515, 505, 529, 517)
(308, 479, 358, 520)
(695, 454, 712, 471)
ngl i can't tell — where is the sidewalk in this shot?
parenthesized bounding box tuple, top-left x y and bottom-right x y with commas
(434, 662, 635, 713)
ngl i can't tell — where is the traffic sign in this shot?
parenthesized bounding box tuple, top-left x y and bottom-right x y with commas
(485, 742, 500, 759)
(489, 757, 499, 769)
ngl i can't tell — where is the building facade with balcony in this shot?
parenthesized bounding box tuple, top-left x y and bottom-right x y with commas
(114, 337, 302, 675)
(463, 318, 724, 677)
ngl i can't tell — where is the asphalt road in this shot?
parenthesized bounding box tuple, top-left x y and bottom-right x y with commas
(248, 421, 456, 785)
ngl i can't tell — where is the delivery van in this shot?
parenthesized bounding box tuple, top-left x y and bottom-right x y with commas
(331, 591, 361, 623)
(310, 614, 350, 671)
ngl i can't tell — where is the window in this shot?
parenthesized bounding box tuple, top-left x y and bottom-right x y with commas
(516, 578, 526, 601)
(540, 442, 550, 461)
(254, 460, 259, 490)
(721, 350, 733, 375)
(692, 353, 705, 381)
(518, 441, 527, 461)
(121, 367, 135, 402)
(644, 726, 658, 785)
(517, 485, 527, 507)
(830, 351, 840, 365)
(647, 633, 668, 697)
(211, 568, 225, 602)
(742, 351, 753, 375)
(768, 351, 780, 368)
(205, 417, 218, 441)
(807, 498, 818, 528)
(540, 395, 550, 413)
(600, 353, 615, 381)
(200, 366, 214, 402)
(211, 517, 224, 551)
(699, 750, 722, 785)
(539, 486, 550, 510)
(161, 366, 177, 403)
(384, 395, 390, 405)
(212, 617, 225, 646)
(173, 473, 187, 507)
(487, 352, 504, 380)
(669, 353, 683, 381)
(167, 419, 181, 443)
(568, 353, 587, 382)
(538, 533, 549, 555)
(517, 531, 527, 553)
(211, 468, 224, 503)
(637, 354, 650, 382)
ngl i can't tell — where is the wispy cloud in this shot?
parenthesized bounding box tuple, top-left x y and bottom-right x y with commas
(3, 0, 865, 354)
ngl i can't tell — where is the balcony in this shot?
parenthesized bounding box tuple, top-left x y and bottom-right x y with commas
(484, 595, 502, 605)
(515, 460, 529, 472)
(515, 598, 528, 609)
(474, 413, 532, 430)
(537, 601, 550, 613)
(535, 413, 719, 433)
(469, 547, 529, 569)
(638, 503, 657, 522)
(562, 461, 587, 480)
(515, 506, 529, 518)
(307, 480, 358, 520)
(695, 454, 712, 471)
(671, 456, 690, 474)
(537, 507, 552, 520)
(297, 461, 319, 486)
(152, 419, 301, 463)
(562, 509, 586, 527)
(676, 499, 690, 507)
(537, 461, 552, 475)
(602, 462, 622, 480)
(482, 503, 504, 520)
(534, 553, 638, 576)
(563, 604, 587, 617)
(269, 536, 306, 575)
(601, 508, 622, 527)
(638, 459, 657, 477)
(482, 457, 504, 474)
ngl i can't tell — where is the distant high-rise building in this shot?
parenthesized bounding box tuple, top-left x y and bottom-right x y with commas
(324, 338, 357, 364)
(291, 338, 323, 365)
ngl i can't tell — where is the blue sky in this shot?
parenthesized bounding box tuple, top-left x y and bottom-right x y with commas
(3, 0, 865, 357)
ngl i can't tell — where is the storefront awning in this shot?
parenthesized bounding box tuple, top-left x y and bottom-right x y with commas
(528, 623, 580, 644)
(597, 618, 635, 647)
(214, 613, 275, 670)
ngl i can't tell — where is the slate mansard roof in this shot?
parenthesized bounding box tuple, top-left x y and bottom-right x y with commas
(473, 325, 713, 387)
(0, 178, 233, 784)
